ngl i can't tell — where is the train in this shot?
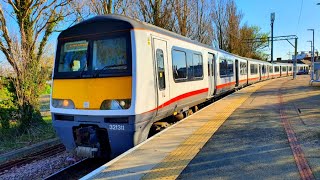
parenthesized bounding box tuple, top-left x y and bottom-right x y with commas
(50, 15, 309, 158)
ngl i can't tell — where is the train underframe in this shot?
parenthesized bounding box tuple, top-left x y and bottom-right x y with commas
(52, 114, 150, 158)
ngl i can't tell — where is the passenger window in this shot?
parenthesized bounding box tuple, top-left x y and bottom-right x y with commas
(187, 54, 194, 78)
(156, 49, 165, 90)
(172, 50, 187, 80)
(262, 65, 266, 73)
(240, 62, 247, 75)
(193, 54, 203, 78)
(250, 64, 258, 75)
(282, 66, 287, 72)
(269, 66, 273, 73)
(275, 66, 280, 72)
(219, 59, 227, 77)
(227, 60, 233, 76)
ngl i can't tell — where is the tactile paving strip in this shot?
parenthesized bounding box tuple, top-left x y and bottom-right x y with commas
(141, 80, 275, 180)
(278, 80, 315, 180)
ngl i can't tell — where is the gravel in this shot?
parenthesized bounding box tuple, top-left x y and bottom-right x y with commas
(0, 151, 82, 180)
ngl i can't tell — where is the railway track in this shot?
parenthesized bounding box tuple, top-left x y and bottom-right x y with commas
(0, 143, 65, 175)
(45, 158, 108, 180)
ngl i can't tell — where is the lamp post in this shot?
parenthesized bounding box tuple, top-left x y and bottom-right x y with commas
(271, 13, 275, 63)
(307, 29, 315, 80)
(307, 40, 313, 56)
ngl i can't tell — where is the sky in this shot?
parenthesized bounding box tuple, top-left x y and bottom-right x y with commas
(0, 0, 319, 64)
(235, 0, 320, 60)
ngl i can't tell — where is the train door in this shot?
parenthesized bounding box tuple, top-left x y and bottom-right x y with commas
(153, 38, 170, 117)
(246, 60, 249, 84)
(235, 59, 239, 86)
(208, 53, 215, 96)
(259, 64, 262, 80)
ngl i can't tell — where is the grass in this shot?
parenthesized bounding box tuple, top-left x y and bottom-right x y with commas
(0, 96, 56, 154)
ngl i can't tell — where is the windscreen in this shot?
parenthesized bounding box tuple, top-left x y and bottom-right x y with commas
(92, 37, 127, 71)
(58, 41, 88, 72)
(54, 33, 131, 78)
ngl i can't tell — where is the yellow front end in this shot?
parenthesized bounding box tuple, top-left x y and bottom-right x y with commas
(52, 76, 132, 110)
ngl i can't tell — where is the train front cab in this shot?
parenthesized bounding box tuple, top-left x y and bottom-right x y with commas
(50, 16, 140, 158)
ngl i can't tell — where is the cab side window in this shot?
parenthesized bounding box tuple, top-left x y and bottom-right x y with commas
(156, 49, 166, 90)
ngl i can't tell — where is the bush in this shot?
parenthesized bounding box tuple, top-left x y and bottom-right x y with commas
(42, 83, 51, 95)
(0, 79, 17, 129)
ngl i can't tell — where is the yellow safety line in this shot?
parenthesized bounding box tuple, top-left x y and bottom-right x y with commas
(141, 80, 274, 180)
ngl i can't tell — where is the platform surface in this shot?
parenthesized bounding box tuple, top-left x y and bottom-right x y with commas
(82, 75, 320, 180)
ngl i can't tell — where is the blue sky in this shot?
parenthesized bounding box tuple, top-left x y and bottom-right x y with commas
(236, 0, 320, 60)
(0, 0, 319, 64)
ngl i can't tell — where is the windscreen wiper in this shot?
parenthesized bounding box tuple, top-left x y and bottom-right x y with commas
(79, 64, 89, 77)
(94, 64, 127, 77)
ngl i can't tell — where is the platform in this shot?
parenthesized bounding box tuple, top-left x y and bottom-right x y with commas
(82, 75, 320, 180)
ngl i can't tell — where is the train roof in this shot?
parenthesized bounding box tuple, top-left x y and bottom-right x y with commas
(58, 14, 215, 50)
(58, 15, 297, 67)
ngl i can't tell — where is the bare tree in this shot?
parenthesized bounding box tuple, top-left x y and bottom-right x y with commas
(70, 0, 138, 20)
(0, 0, 69, 130)
(69, 0, 91, 22)
(225, 0, 242, 53)
(189, 0, 214, 45)
(134, 0, 175, 30)
(211, 0, 227, 49)
(173, 0, 191, 36)
(211, 0, 268, 58)
(88, 0, 113, 14)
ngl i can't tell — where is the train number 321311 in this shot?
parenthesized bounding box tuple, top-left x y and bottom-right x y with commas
(109, 124, 125, 131)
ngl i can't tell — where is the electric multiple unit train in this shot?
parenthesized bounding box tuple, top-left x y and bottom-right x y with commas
(50, 15, 309, 158)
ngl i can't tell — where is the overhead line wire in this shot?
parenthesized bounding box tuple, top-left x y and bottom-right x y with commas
(296, 0, 304, 34)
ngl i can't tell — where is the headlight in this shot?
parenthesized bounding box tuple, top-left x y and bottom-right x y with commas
(52, 99, 75, 109)
(100, 99, 131, 110)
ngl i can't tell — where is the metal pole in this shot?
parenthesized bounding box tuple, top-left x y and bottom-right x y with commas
(307, 40, 313, 79)
(308, 29, 315, 80)
(293, 38, 297, 79)
(271, 13, 275, 63)
(312, 30, 315, 80)
(271, 23, 273, 63)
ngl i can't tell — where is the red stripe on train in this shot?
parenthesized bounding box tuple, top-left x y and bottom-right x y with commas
(144, 88, 209, 113)
(248, 77, 260, 81)
(216, 82, 236, 89)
